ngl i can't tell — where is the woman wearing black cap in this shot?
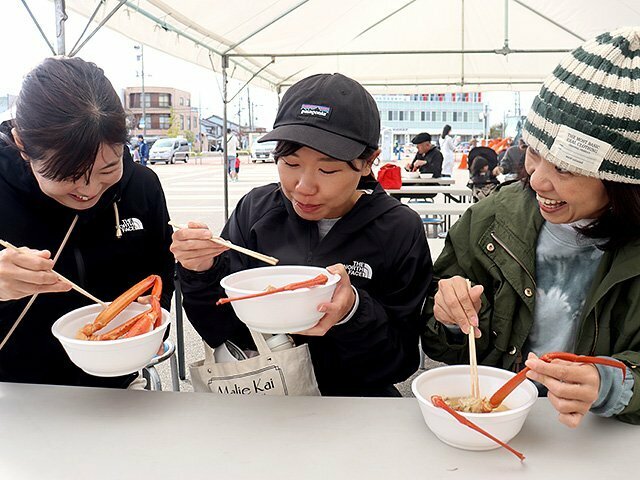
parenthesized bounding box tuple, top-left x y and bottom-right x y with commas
(172, 73, 432, 396)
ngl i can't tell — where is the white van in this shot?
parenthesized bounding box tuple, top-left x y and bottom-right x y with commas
(250, 139, 277, 163)
(149, 138, 190, 164)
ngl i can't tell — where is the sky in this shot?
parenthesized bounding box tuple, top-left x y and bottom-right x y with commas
(1, 0, 537, 130)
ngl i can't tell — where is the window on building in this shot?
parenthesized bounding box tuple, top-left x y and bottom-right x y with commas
(388, 111, 393, 121)
(421, 111, 426, 122)
(186, 98, 190, 107)
(138, 114, 152, 129)
(180, 115, 185, 129)
(158, 94, 170, 107)
(431, 111, 437, 122)
(399, 111, 404, 121)
(410, 111, 415, 122)
(142, 93, 151, 108)
(159, 115, 170, 129)
(463, 112, 468, 122)
(442, 112, 447, 121)
(188, 117, 191, 129)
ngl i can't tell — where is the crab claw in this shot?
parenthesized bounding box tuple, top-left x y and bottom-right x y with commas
(76, 275, 162, 341)
(431, 395, 525, 461)
(488, 352, 627, 409)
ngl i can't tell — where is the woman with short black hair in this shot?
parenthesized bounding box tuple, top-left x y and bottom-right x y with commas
(0, 57, 174, 388)
(172, 73, 432, 397)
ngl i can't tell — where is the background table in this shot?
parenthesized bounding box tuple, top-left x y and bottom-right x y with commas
(0, 382, 636, 480)
(387, 186, 472, 203)
(402, 177, 456, 186)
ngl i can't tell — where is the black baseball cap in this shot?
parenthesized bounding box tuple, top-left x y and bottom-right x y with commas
(258, 73, 380, 161)
(411, 132, 431, 144)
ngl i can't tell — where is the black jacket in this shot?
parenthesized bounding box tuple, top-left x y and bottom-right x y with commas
(0, 123, 175, 388)
(179, 181, 432, 396)
(410, 148, 443, 177)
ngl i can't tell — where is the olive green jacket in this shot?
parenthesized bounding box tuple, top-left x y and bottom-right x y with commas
(421, 182, 640, 424)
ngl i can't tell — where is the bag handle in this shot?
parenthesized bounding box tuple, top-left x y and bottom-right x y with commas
(248, 328, 273, 355)
(202, 329, 274, 365)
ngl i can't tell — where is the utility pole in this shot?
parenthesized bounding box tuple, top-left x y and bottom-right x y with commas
(247, 88, 253, 131)
(135, 44, 146, 136)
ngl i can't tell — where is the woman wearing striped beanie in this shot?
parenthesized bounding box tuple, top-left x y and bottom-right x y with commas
(421, 27, 640, 427)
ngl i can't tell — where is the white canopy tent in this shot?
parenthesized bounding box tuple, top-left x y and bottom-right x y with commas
(28, 0, 640, 218)
(57, 0, 640, 92)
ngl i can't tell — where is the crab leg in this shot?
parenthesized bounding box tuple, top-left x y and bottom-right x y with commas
(489, 352, 627, 409)
(76, 275, 162, 340)
(216, 274, 328, 305)
(431, 395, 525, 461)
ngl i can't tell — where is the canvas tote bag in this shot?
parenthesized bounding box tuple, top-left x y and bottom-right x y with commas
(189, 329, 320, 396)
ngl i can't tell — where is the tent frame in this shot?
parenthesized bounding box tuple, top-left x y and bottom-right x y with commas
(24, 0, 582, 219)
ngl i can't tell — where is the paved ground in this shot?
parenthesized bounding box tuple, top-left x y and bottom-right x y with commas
(150, 154, 462, 394)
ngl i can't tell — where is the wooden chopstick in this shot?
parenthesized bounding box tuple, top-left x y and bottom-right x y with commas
(0, 216, 79, 352)
(0, 239, 107, 308)
(168, 221, 279, 266)
(466, 279, 480, 399)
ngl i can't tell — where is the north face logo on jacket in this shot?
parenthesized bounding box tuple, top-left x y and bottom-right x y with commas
(119, 217, 144, 233)
(344, 260, 373, 279)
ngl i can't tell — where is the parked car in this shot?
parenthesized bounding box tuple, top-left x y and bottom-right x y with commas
(250, 139, 277, 163)
(149, 138, 190, 164)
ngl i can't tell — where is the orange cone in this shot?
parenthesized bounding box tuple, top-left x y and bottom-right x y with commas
(459, 153, 468, 169)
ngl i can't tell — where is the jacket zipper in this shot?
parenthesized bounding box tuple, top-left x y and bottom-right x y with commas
(490, 232, 537, 289)
(589, 304, 599, 355)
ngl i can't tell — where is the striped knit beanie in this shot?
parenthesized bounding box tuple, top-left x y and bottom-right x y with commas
(523, 27, 640, 184)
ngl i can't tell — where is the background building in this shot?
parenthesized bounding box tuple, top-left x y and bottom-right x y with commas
(0, 94, 17, 116)
(125, 86, 199, 146)
(374, 93, 486, 146)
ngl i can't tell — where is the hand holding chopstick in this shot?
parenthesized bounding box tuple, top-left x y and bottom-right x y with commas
(0, 239, 107, 307)
(169, 222, 279, 266)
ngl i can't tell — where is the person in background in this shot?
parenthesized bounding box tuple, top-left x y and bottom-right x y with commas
(404, 132, 442, 177)
(226, 130, 238, 181)
(493, 137, 527, 181)
(137, 134, 149, 167)
(234, 155, 241, 182)
(467, 155, 499, 201)
(0, 57, 175, 388)
(393, 141, 404, 161)
(171, 73, 432, 397)
(421, 28, 640, 426)
(439, 124, 456, 177)
(132, 144, 141, 163)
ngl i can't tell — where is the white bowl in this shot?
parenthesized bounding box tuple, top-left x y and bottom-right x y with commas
(420, 173, 433, 179)
(404, 171, 420, 179)
(412, 365, 537, 451)
(52, 303, 170, 377)
(220, 265, 340, 333)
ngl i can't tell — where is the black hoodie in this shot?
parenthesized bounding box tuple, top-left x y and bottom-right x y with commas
(179, 181, 432, 396)
(0, 123, 174, 388)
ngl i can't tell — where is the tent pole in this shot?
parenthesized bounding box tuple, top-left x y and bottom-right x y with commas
(222, 55, 230, 222)
(54, 0, 67, 55)
(461, 0, 465, 86)
(504, 0, 509, 51)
